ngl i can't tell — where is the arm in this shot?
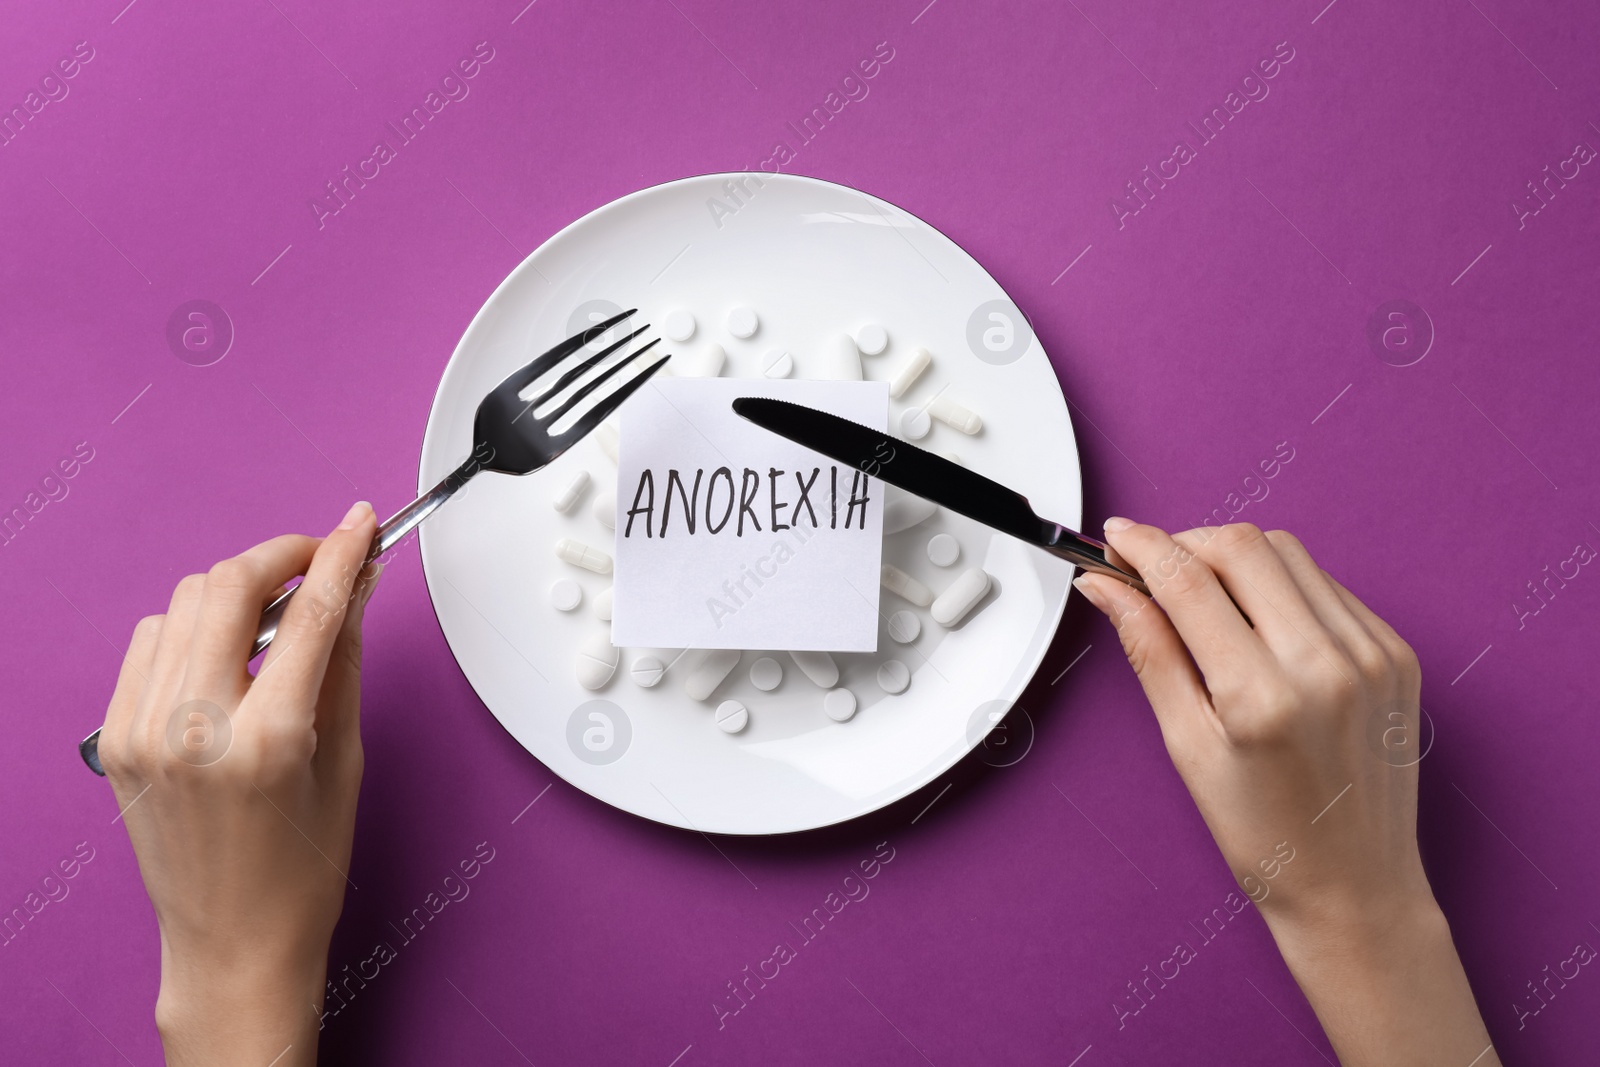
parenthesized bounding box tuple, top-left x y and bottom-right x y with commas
(98, 502, 381, 1066)
(1074, 519, 1498, 1067)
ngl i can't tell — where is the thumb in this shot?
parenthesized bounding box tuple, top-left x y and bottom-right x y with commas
(1073, 572, 1213, 744)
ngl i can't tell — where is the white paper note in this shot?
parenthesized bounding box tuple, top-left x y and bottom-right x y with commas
(611, 378, 887, 652)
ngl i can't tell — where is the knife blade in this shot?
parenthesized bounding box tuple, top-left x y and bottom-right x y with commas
(731, 397, 1148, 595)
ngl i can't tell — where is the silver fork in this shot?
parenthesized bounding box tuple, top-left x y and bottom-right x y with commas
(80, 308, 667, 775)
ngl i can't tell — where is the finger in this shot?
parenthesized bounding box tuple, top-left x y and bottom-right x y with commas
(131, 574, 206, 758)
(187, 535, 322, 699)
(1173, 524, 1333, 664)
(314, 562, 382, 774)
(1262, 530, 1378, 654)
(1321, 569, 1416, 665)
(100, 614, 163, 780)
(1074, 573, 1215, 751)
(254, 502, 377, 713)
(1100, 518, 1272, 694)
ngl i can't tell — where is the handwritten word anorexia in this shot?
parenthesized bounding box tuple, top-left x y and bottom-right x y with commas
(623, 466, 873, 538)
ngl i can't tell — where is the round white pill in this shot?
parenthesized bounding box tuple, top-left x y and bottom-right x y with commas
(663, 308, 696, 341)
(899, 406, 931, 440)
(762, 349, 794, 378)
(887, 610, 921, 644)
(823, 688, 857, 723)
(715, 699, 750, 734)
(592, 586, 613, 621)
(575, 635, 619, 690)
(877, 659, 911, 695)
(549, 579, 582, 612)
(685, 648, 740, 701)
(927, 533, 960, 567)
(855, 323, 889, 356)
(592, 490, 616, 530)
(630, 655, 666, 688)
(789, 650, 840, 689)
(931, 568, 993, 627)
(553, 469, 590, 513)
(726, 306, 759, 339)
(749, 657, 783, 692)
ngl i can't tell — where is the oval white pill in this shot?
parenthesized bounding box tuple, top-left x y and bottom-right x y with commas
(679, 343, 726, 378)
(555, 537, 612, 574)
(715, 699, 749, 734)
(762, 349, 794, 378)
(630, 654, 666, 688)
(883, 491, 937, 535)
(595, 420, 621, 463)
(928, 394, 983, 435)
(927, 533, 960, 567)
(749, 656, 783, 692)
(931, 568, 993, 627)
(575, 635, 618, 690)
(592, 586, 613, 621)
(684, 648, 740, 701)
(877, 659, 911, 694)
(592, 490, 616, 530)
(726, 306, 759, 339)
(789, 650, 839, 688)
(881, 564, 933, 607)
(942, 452, 964, 466)
(888, 346, 931, 398)
(855, 323, 888, 356)
(549, 579, 582, 612)
(553, 469, 590, 513)
(817, 333, 863, 380)
(663, 308, 696, 341)
(823, 688, 857, 723)
(899, 406, 931, 440)
(887, 610, 921, 644)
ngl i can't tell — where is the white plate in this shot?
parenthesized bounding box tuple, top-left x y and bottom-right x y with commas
(418, 173, 1081, 834)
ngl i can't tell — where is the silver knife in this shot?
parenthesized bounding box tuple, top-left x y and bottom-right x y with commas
(732, 397, 1149, 595)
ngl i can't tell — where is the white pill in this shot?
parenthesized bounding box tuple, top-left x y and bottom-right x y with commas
(899, 406, 931, 440)
(762, 349, 794, 378)
(855, 323, 889, 356)
(630, 654, 666, 687)
(555, 538, 612, 574)
(684, 648, 740, 701)
(789, 650, 839, 688)
(941, 452, 964, 467)
(817, 333, 863, 380)
(715, 699, 750, 734)
(888, 346, 931, 398)
(887, 610, 921, 644)
(883, 491, 937, 535)
(726, 306, 759, 339)
(931, 568, 993, 627)
(877, 659, 911, 694)
(549, 579, 582, 612)
(679, 343, 727, 378)
(823, 687, 857, 722)
(575, 635, 618, 690)
(663, 308, 696, 341)
(881, 564, 933, 607)
(553, 469, 590, 513)
(592, 586, 613, 621)
(927, 533, 960, 567)
(595, 420, 621, 462)
(749, 657, 783, 691)
(593, 490, 616, 530)
(928, 394, 983, 435)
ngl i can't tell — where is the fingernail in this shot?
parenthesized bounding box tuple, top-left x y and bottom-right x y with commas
(1073, 575, 1111, 615)
(1103, 516, 1134, 534)
(338, 501, 372, 531)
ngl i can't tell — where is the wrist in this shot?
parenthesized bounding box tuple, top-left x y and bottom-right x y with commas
(157, 945, 326, 1067)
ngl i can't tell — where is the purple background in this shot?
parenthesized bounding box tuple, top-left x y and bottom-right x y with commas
(3, 0, 1597, 1062)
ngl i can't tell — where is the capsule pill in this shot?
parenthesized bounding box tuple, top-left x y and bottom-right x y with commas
(553, 469, 590, 513)
(931, 567, 992, 626)
(888, 346, 931, 398)
(555, 538, 612, 574)
(881, 564, 933, 607)
(789, 650, 839, 689)
(684, 648, 740, 701)
(715, 699, 750, 734)
(928, 394, 982, 435)
(575, 634, 619, 690)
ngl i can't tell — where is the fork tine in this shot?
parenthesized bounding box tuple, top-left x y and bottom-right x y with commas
(545, 338, 663, 423)
(528, 325, 652, 407)
(494, 308, 637, 396)
(556, 354, 671, 447)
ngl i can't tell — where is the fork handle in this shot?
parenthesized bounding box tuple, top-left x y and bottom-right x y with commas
(79, 456, 481, 776)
